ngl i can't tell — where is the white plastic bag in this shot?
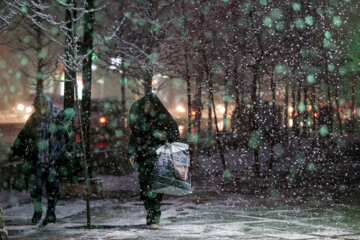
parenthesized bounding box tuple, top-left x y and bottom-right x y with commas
(151, 142, 192, 196)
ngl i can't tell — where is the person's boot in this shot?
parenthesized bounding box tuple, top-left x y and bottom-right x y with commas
(41, 210, 56, 226)
(31, 211, 42, 224)
(148, 224, 160, 230)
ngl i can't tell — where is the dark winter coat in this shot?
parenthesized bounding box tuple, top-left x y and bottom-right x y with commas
(127, 93, 180, 167)
(8, 97, 62, 170)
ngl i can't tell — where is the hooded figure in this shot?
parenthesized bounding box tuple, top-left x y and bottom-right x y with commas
(8, 94, 62, 226)
(127, 93, 180, 229)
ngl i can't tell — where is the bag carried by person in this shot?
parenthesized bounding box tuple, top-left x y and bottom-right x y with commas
(151, 142, 192, 196)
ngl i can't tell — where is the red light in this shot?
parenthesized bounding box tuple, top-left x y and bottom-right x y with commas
(338, 108, 342, 112)
(97, 143, 106, 148)
(306, 107, 310, 111)
(320, 103, 323, 108)
(346, 104, 349, 109)
(354, 109, 357, 114)
(191, 128, 195, 134)
(99, 117, 106, 124)
(191, 110, 196, 117)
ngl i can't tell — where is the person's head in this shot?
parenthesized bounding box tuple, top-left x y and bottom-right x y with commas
(33, 94, 49, 116)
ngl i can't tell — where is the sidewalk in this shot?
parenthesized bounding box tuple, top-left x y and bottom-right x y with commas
(5, 194, 360, 239)
(4, 185, 360, 239)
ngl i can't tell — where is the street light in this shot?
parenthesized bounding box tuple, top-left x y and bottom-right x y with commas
(176, 105, 186, 113)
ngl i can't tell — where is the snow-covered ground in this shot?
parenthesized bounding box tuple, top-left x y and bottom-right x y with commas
(2, 138, 360, 239)
(4, 192, 360, 240)
(1, 170, 360, 240)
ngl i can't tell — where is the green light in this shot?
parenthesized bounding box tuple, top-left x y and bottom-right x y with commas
(305, 16, 314, 26)
(295, 18, 305, 29)
(275, 64, 286, 73)
(9, 85, 15, 93)
(263, 17, 273, 27)
(21, 6, 27, 13)
(51, 27, 59, 35)
(20, 58, 28, 66)
(222, 169, 231, 179)
(307, 74, 315, 84)
(224, 95, 231, 103)
(319, 125, 329, 136)
(270, 9, 282, 19)
(276, 22, 285, 31)
(292, 2, 301, 11)
(259, 0, 267, 6)
(324, 31, 332, 39)
(91, 52, 98, 61)
(15, 72, 22, 79)
(23, 36, 30, 43)
(328, 64, 335, 72)
(307, 163, 316, 172)
(316, 8, 324, 15)
(298, 103, 306, 112)
(333, 16, 342, 27)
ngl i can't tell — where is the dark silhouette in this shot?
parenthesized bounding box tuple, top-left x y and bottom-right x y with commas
(127, 93, 180, 229)
(7, 94, 63, 226)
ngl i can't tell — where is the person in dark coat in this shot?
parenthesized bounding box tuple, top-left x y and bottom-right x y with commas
(7, 94, 63, 226)
(127, 93, 180, 229)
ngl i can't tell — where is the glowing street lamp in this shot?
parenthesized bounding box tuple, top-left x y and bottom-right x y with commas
(216, 105, 225, 113)
(17, 104, 25, 111)
(176, 106, 186, 113)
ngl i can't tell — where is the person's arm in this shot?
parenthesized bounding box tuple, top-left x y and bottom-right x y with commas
(127, 134, 138, 166)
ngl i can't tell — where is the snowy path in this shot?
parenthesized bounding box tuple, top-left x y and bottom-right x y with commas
(4, 193, 360, 240)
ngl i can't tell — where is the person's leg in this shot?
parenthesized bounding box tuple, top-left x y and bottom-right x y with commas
(143, 192, 163, 225)
(139, 167, 163, 226)
(43, 168, 59, 224)
(0, 204, 8, 240)
(28, 168, 44, 224)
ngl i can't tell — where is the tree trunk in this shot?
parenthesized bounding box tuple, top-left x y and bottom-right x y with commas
(291, 83, 296, 133)
(35, 25, 43, 95)
(251, 66, 260, 176)
(302, 87, 308, 137)
(120, 69, 127, 133)
(269, 73, 278, 170)
(64, 0, 76, 109)
(191, 73, 202, 170)
(334, 87, 343, 136)
(207, 71, 227, 171)
(82, 0, 94, 229)
(295, 86, 301, 136)
(351, 78, 357, 119)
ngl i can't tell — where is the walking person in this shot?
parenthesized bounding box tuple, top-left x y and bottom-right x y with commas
(0, 204, 7, 240)
(127, 93, 180, 230)
(7, 94, 63, 226)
